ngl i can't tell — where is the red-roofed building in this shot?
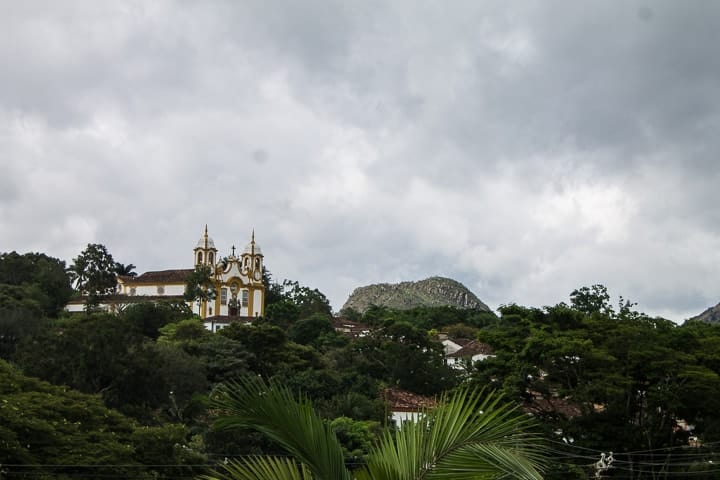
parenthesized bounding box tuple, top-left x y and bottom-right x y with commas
(332, 318, 371, 338)
(383, 387, 436, 426)
(445, 340, 496, 369)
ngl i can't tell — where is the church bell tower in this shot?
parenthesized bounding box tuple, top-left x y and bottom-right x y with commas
(240, 230, 265, 317)
(193, 225, 218, 267)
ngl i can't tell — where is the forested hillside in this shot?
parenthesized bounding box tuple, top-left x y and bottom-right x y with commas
(2, 251, 720, 479)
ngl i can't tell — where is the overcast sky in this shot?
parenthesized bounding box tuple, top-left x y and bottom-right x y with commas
(2, 1, 720, 321)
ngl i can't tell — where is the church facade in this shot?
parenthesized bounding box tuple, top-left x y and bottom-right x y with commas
(67, 227, 266, 329)
(184, 226, 266, 319)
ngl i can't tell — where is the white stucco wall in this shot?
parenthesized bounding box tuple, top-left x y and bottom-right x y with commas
(473, 353, 495, 362)
(216, 302, 249, 317)
(447, 354, 496, 370)
(253, 289, 263, 316)
(391, 411, 425, 427)
(65, 302, 113, 313)
(203, 321, 228, 332)
(125, 284, 185, 296)
(66, 303, 85, 312)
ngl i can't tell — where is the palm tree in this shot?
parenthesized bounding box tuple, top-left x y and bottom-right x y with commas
(113, 262, 137, 277)
(184, 264, 216, 316)
(200, 377, 546, 480)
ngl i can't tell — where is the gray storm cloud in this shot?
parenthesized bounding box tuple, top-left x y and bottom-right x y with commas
(2, 1, 720, 321)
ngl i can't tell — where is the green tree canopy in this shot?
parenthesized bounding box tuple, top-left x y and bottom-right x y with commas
(69, 243, 118, 310)
(0, 359, 205, 479)
(569, 284, 612, 316)
(288, 313, 335, 346)
(121, 300, 194, 339)
(472, 285, 720, 478)
(346, 320, 458, 395)
(184, 264, 216, 315)
(0, 251, 73, 316)
(263, 278, 332, 328)
(13, 313, 207, 421)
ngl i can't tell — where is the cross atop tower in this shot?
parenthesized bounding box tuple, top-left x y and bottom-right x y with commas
(231, 245, 236, 256)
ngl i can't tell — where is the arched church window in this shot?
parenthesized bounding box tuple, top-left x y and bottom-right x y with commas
(209, 252, 214, 264)
(242, 290, 249, 307)
(198, 252, 203, 264)
(220, 288, 228, 305)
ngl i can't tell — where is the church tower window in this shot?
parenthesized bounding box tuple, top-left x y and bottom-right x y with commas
(194, 225, 218, 267)
(220, 288, 228, 305)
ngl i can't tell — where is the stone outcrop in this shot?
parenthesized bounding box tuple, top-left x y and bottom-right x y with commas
(688, 302, 720, 324)
(342, 276, 491, 313)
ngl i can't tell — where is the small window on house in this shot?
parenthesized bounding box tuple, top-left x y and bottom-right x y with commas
(157, 286, 165, 295)
(130, 287, 136, 295)
(220, 288, 228, 305)
(242, 290, 249, 307)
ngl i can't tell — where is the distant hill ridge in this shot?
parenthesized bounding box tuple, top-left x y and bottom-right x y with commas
(342, 276, 491, 313)
(689, 302, 720, 324)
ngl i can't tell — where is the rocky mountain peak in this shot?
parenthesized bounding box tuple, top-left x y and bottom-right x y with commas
(688, 302, 720, 324)
(342, 276, 491, 313)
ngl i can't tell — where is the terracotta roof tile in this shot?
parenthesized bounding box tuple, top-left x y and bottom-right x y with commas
(523, 391, 582, 419)
(204, 315, 255, 323)
(123, 269, 194, 284)
(332, 318, 370, 329)
(447, 340, 495, 358)
(383, 387, 436, 411)
(67, 294, 185, 304)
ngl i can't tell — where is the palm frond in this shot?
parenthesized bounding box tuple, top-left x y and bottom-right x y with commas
(199, 456, 313, 480)
(428, 443, 545, 480)
(358, 418, 427, 480)
(363, 387, 546, 480)
(210, 376, 351, 480)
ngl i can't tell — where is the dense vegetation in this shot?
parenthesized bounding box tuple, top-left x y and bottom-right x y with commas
(2, 249, 720, 478)
(201, 376, 545, 480)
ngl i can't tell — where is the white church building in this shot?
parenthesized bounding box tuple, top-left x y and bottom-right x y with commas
(66, 226, 266, 330)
